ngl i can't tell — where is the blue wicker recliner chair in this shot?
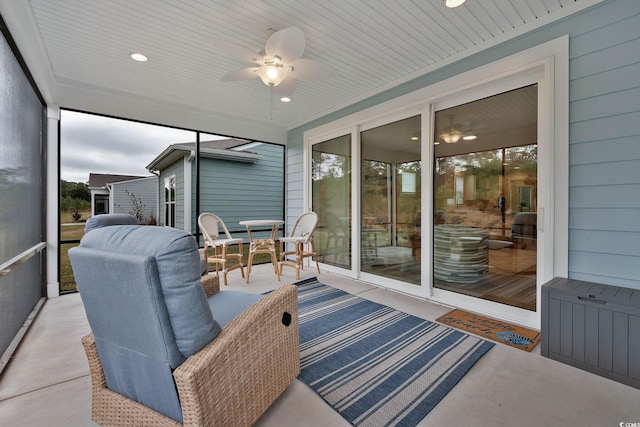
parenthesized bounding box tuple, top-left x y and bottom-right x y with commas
(70, 214, 299, 426)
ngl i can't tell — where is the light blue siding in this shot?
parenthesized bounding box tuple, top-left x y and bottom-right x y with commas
(286, 0, 640, 289)
(570, 185, 640, 209)
(570, 161, 640, 186)
(111, 176, 158, 223)
(570, 136, 639, 165)
(567, 1, 640, 288)
(570, 209, 640, 233)
(569, 252, 640, 288)
(199, 143, 284, 239)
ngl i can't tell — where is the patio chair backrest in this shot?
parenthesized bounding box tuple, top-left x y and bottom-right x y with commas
(199, 212, 233, 244)
(291, 211, 318, 240)
(511, 212, 537, 239)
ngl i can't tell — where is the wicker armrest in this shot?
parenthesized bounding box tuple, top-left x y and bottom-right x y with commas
(200, 274, 220, 298)
(173, 284, 300, 427)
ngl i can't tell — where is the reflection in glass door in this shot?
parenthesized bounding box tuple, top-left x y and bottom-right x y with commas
(360, 116, 421, 284)
(433, 85, 537, 310)
(312, 135, 351, 268)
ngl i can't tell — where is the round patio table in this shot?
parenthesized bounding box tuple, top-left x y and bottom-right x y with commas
(239, 220, 284, 283)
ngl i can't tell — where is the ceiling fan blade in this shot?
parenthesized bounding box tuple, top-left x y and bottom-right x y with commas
(290, 59, 336, 81)
(274, 79, 297, 98)
(220, 67, 258, 82)
(265, 27, 305, 64)
(216, 40, 263, 64)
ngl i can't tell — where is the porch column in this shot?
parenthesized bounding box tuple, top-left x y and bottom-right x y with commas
(46, 105, 60, 298)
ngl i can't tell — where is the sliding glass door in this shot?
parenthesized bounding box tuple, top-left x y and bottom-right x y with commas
(312, 134, 352, 269)
(433, 85, 538, 311)
(360, 116, 421, 284)
(304, 40, 563, 328)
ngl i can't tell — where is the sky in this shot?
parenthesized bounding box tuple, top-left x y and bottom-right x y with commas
(60, 110, 223, 183)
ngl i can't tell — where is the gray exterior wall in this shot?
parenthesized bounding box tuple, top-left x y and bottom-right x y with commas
(198, 143, 285, 239)
(111, 176, 158, 223)
(158, 159, 185, 230)
(286, 0, 640, 289)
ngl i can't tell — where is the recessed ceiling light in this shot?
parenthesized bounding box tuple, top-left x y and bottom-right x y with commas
(445, 0, 466, 8)
(130, 52, 148, 62)
(280, 97, 291, 103)
(434, 141, 441, 145)
(410, 136, 419, 141)
(463, 135, 477, 141)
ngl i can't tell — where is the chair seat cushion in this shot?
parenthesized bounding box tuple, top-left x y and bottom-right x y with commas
(207, 291, 264, 328)
(213, 238, 243, 247)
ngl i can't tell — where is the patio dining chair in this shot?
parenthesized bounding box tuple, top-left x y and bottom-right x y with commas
(279, 211, 320, 280)
(198, 213, 245, 285)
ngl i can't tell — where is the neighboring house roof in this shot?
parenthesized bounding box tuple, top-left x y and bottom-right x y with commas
(146, 139, 262, 172)
(88, 173, 148, 189)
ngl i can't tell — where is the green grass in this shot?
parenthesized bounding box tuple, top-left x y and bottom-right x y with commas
(59, 212, 88, 292)
(60, 242, 80, 292)
(60, 209, 91, 224)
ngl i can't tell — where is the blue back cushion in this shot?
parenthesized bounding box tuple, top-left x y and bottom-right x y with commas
(84, 213, 139, 234)
(70, 225, 222, 422)
(71, 248, 184, 421)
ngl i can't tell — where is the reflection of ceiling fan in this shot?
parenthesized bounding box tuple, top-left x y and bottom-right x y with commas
(439, 115, 477, 144)
(219, 27, 336, 100)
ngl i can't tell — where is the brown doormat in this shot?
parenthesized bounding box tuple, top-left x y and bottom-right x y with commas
(436, 309, 540, 352)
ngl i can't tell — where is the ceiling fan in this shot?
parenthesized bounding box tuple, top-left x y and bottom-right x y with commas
(219, 27, 336, 100)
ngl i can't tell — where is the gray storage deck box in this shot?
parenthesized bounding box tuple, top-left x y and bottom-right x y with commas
(542, 277, 640, 389)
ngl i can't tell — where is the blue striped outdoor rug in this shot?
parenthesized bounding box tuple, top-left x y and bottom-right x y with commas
(296, 277, 495, 427)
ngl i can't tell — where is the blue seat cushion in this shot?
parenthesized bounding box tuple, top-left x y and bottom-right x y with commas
(207, 291, 264, 328)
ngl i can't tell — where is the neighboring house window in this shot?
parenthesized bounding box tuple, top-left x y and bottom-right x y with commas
(164, 176, 176, 227)
(95, 194, 109, 215)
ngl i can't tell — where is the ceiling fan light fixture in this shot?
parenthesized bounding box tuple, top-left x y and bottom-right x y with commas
(439, 114, 464, 143)
(445, 0, 466, 8)
(440, 129, 462, 144)
(440, 132, 462, 144)
(257, 64, 287, 86)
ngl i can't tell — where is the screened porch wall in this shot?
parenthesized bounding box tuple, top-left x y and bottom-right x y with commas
(0, 16, 46, 364)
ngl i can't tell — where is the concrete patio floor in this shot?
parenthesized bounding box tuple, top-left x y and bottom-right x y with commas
(1, 263, 639, 426)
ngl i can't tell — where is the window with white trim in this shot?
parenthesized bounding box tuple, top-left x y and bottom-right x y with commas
(164, 175, 176, 228)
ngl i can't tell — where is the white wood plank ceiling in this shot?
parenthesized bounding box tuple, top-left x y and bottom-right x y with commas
(9, 0, 601, 131)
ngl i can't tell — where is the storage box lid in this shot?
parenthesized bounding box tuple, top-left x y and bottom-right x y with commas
(543, 277, 640, 307)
